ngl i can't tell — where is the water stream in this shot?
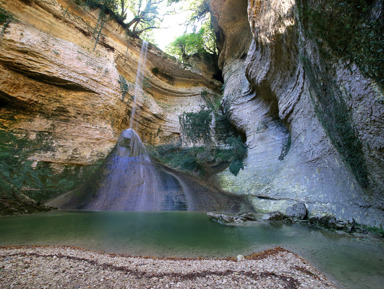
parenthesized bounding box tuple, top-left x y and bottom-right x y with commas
(0, 211, 383, 289)
(130, 40, 148, 130)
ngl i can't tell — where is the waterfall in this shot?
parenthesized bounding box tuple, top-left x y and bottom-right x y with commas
(130, 41, 148, 130)
(47, 129, 248, 212)
(84, 129, 188, 211)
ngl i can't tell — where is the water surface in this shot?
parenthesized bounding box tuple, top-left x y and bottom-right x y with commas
(0, 211, 383, 289)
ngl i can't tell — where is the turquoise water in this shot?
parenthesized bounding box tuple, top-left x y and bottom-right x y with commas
(0, 211, 383, 288)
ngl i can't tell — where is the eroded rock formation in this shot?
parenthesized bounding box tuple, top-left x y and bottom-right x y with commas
(1, 0, 383, 227)
(211, 0, 384, 227)
(0, 0, 220, 204)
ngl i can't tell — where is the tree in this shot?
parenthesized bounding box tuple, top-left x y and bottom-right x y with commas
(118, 0, 129, 19)
(74, 0, 177, 38)
(165, 0, 217, 59)
(126, 0, 163, 37)
(166, 23, 217, 59)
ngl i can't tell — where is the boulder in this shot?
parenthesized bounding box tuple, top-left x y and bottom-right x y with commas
(285, 203, 307, 220)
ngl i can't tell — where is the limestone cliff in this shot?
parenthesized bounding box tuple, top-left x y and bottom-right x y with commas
(0, 0, 220, 205)
(211, 0, 384, 227)
(1, 0, 383, 228)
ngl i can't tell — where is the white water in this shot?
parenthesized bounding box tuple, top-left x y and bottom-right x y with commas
(130, 41, 149, 130)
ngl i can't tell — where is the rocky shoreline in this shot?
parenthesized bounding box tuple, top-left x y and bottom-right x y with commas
(0, 245, 337, 288)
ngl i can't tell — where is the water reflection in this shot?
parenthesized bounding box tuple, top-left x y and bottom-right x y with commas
(0, 211, 383, 289)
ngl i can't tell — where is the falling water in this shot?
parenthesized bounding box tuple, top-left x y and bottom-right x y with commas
(130, 41, 148, 130)
(84, 129, 187, 211)
(48, 129, 247, 212)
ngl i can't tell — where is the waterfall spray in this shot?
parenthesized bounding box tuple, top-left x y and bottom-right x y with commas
(130, 41, 149, 130)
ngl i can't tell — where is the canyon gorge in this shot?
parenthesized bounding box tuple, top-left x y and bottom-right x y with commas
(0, 0, 383, 229)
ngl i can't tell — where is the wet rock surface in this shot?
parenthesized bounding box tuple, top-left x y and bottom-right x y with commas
(211, 0, 384, 228)
(286, 203, 307, 220)
(261, 211, 291, 222)
(207, 212, 257, 224)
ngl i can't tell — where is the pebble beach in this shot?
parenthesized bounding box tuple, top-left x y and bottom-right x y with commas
(0, 246, 337, 288)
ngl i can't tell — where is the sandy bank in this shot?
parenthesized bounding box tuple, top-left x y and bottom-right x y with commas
(0, 246, 336, 288)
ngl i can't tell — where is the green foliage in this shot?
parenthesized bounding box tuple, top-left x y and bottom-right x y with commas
(73, 0, 162, 39)
(179, 106, 212, 145)
(187, 0, 209, 24)
(166, 28, 205, 58)
(176, 93, 247, 177)
(148, 144, 205, 174)
(0, 8, 13, 40)
(362, 226, 384, 237)
(73, 0, 117, 49)
(229, 159, 243, 176)
(226, 136, 247, 160)
(118, 74, 129, 101)
(0, 7, 11, 24)
(166, 26, 217, 59)
(165, 0, 217, 59)
(0, 129, 101, 202)
(226, 136, 247, 176)
(300, 0, 384, 89)
(155, 100, 247, 177)
(148, 136, 247, 177)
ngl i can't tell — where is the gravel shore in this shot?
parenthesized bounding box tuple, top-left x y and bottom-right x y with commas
(0, 246, 337, 288)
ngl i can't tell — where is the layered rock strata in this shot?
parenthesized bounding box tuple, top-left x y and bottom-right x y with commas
(0, 0, 220, 202)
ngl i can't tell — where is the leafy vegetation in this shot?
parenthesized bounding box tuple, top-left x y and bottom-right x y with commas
(226, 136, 247, 176)
(148, 135, 246, 177)
(151, 94, 247, 177)
(362, 225, 384, 237)
(179, 106, 212, 145)
(0, 128, 102, 202)
(70, 0, 219, 57)
(118, 74, 130, 101)
(0, 7, 11, 24)
(73, 0, 181, 40)
(166, 26, 217, 60)
(165, 0, 217, 59)
(300, 0, 384, 89)
(0, 7, 14, 39)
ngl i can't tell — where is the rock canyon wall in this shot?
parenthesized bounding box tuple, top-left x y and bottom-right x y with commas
(1, 0, 383, 227)
(0, 0, 220, 205)
(211, 0, 384, 227)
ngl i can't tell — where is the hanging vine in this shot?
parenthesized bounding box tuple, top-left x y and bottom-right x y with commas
(179, 106, 213, 145)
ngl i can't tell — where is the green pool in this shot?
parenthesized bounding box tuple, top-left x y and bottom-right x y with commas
(0, 211, 383, 289)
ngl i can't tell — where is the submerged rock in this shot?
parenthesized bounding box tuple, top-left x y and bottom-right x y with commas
(207, 212, 256, 225)
(309, 216, 356, 232)
(261, 211, 290, 222)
